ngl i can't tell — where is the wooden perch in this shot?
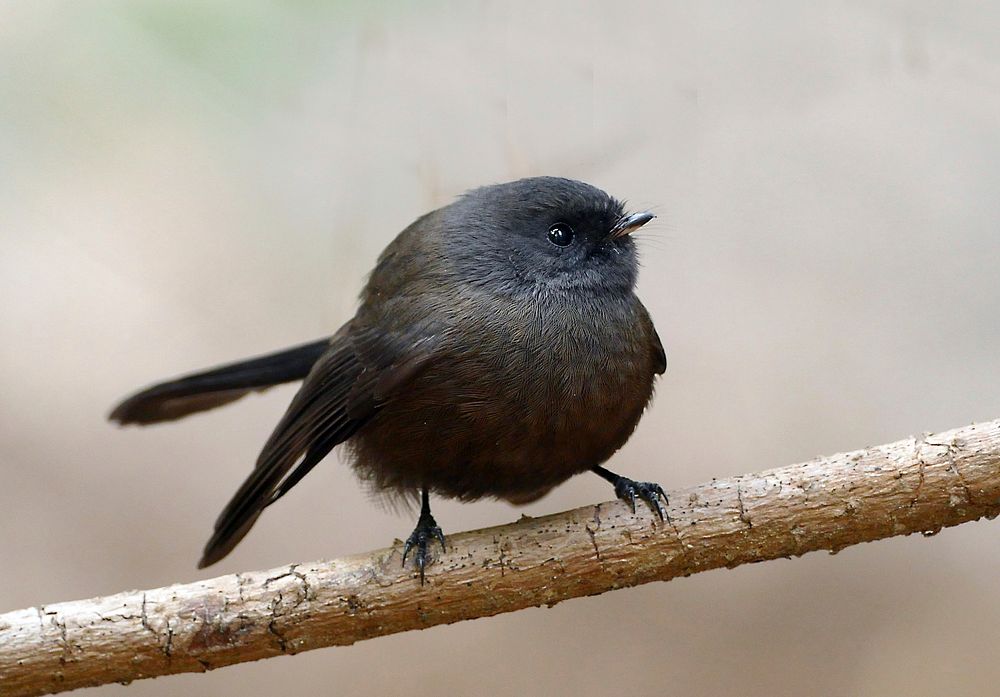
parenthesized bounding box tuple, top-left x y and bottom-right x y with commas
(3, 419, 1000, 696)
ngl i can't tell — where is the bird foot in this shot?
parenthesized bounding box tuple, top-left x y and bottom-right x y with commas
(402, 511, 446, 584)
(613, 477, 668, 520)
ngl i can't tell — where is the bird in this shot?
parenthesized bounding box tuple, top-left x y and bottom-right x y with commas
(110, 176, 667, 582)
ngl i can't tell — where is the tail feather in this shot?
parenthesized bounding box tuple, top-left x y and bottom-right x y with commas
(109, 337, 332, 425)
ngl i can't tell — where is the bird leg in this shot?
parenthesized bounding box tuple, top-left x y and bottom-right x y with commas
(591, 465, 668, 520)
(402, 487, 446, 584)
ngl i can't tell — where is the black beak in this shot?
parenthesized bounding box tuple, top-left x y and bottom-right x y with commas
(609, 211, 655, 239)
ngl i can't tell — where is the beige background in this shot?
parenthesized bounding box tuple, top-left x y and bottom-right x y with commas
(2, 2, 1000, 696)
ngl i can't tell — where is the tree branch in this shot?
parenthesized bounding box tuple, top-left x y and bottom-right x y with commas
(3, 418, 1000, 696)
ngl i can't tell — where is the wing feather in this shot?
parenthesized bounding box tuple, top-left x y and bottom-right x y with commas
(198, 327, 437, 567)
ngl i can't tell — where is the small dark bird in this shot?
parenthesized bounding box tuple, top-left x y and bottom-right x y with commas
(111, 177, 667, 581)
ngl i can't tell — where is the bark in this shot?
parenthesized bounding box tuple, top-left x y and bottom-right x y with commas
(2, 418, 1000, 696)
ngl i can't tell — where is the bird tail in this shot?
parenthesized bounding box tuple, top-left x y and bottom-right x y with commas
(109, 337, 332, 425)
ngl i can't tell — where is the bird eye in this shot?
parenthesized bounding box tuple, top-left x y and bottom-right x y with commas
(547, 222, 575, 247)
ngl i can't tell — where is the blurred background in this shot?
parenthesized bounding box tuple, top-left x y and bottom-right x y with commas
(2, 1, 999, 695)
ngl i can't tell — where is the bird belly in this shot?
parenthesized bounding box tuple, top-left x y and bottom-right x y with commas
(347, 317, 655, 504)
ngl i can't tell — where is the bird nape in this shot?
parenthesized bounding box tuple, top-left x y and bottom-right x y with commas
(111, 176, 667, 584)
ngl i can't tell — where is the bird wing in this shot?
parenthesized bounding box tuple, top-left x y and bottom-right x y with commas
(650, 325, 667, 375)
(637, 301, 666, 375)
(198, 325, 438, 568)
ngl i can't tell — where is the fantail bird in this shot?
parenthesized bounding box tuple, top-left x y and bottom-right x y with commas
(111, 177, 666, 582)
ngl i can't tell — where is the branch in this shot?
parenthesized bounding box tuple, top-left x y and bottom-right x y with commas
(3, 419, 1000, 696)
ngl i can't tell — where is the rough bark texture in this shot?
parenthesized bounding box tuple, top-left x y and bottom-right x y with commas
(3, 419, 1000, 696)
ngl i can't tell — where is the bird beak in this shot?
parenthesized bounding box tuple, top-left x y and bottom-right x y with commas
(609, 211, 655, 239)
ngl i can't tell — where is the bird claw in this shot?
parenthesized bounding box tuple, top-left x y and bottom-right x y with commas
(613, 477, 668, 520)
(402, 512, 446, 584)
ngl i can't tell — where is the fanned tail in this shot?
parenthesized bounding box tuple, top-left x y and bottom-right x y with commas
(109, 338, 332, 425)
